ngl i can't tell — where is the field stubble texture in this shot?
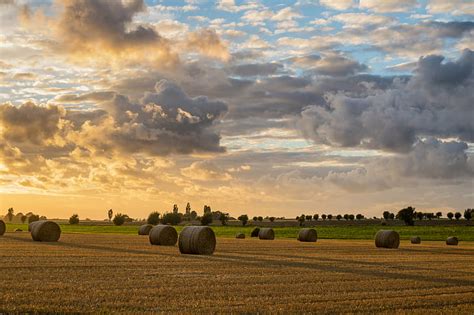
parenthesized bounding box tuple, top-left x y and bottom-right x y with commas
(0, 233, 473, 313)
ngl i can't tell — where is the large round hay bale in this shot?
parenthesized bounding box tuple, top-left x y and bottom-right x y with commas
(250, 227, 260, 237)
(0, 220, 5, 236)
(410, 236, 421, 244)
(149, 225, 178, 246)
(375, 230, 399, 249)
(179, 226, 216, 255)
(30, 220, 61, 242)
(258, 228, 274, 240)
(236, 233, 245, 239)
(298, 228, 317, 242)
(138, 224, 153, 235)
(446, 236, 458, 246)
(28, 220, 41, 232)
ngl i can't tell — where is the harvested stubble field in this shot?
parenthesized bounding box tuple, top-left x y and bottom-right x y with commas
(0, 233, 473, 313)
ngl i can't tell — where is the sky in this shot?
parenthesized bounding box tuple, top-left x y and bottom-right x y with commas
(0, 0, 473, 220)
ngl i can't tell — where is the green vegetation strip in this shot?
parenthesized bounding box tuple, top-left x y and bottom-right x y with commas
(6, 224, 473, 241)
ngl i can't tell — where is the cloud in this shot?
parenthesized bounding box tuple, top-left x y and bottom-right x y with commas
(230, 63, 283, 77)
(185, 29, 230, 61)
(181, 160, 232, 181)
(290, 53, 368, 76)
(359, 0, 417, 13)
(0, 102, 65, 145)
(299, 50, 474, 152)
(426, 0, 474, 16)
(319, 0, 354, 10)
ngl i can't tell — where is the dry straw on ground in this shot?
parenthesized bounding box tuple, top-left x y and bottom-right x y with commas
(30, 220, 61, 242)
(411, 236, 421, 244)
(138, 224, 153, 235)
(446, 236, 459, 245)
(0, 220, 5, 236)
(250, 227, 260, 237)
(298, 228, 318, 242)
(235, 233, 245, 239)
(259, 228, 275, 240)
(178, 226, 216, 255)
(149, 225, 178, 246)
(375, 230, 400, 249)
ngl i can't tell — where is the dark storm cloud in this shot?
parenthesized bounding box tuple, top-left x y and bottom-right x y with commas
(298, 50, 474, 152)
(229, 63, 283, 77)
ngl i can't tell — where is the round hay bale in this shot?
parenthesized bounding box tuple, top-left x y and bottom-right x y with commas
(235, 233, 245, 239)
(410, 236, 421, 244)
(179, 226, 216, 255)
(0, 220, 5, 236)
(30, 220, 61, 242)
(258, 228, 274, 240)
(446, 236, 458, 246)
(298, 228, 317, 242)
(375, 230, 399, 249)
(28, 220, 41, 232)
(138, 224, 153, 236)
(250, 227, 260, 237)
(149, 225, 178, 246)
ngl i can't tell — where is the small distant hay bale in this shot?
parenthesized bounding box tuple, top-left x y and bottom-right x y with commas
(138, 224, 153, 235)
(179, 226, 216, 255)
(14, 228, 23, 232)
(30, 220, 61, 242)
(446, 236, 458, 246)
(0, 220, 5, 236)
(235, 233, 245, 239)
(149, 225, 178, 246)
(410, 236, 421, 244)
(298, 228, 317, 242)
(258, 228, 274, 240)
(250, 227, 260, 237)
(375, 230, 399, 249)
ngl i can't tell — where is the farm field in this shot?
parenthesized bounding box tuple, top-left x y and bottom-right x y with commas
(0, 232, 473, 313)
(6, 223, 474, 241)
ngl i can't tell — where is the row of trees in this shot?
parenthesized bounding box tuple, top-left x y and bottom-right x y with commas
(3, 208, 44, 223)
(396, 207, 473, 226)
(383, 209, 473, 221)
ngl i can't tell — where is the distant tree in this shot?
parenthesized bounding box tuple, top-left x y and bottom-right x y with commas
(304, 215, 311, 221)
(173, 204, 179, 214)
(238, 214, 249, 226)
(162, 213, 182, 225)
(147, 211, 160, 225)
(383, 211, 391, 220)
(327, 214, 333, 220)
(436, 212, 442, 219)
(113, 213, 127, 226)
(21, 215, 27, 223)
(7, 208, 14, 221)
(190, 210, 197, 220)
(269, 217, 275, 222)
(203, 205, 211, 214)
(257, 216, 263, 222)
(69, 214, 80, 225)
(298, 214, 305, 226)
(313, 214, 319, 221)
(389, 213, 395, 220)
(336, 214, 342, 221)
(349, 214, 355, 220)
(454, 212, 462, 220)
(356, 214, 364, 220)
(322, 214, 327, 220)
(463, 209, 472, 221)
(252, 216, 258, 222)
(185, 203, 191, 215)
(343, 214, 349, 220)
(219, 212, 229, 226)
(39, 216, 47, 220)
(426, 213, 434, 220)
(416, 212, 424, 220)
(397, 206, 415, 226)
(107, 209, 113, 222)
(201, 212, 213, 226)
(447, 212, 454, 220)
(28, 214, 40, 223)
